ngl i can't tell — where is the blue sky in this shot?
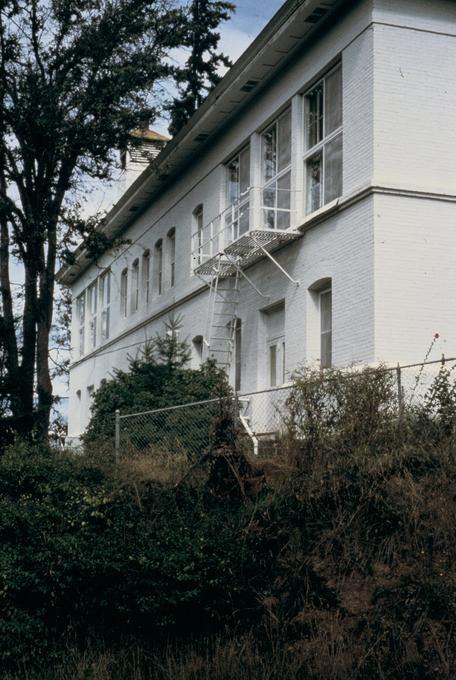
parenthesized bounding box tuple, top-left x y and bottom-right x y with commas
(229, 0, 283, 38)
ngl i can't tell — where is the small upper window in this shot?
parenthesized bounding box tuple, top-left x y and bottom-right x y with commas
(120, 268, 128, 317)
(99, 270, 111, 342)
(142, 250, 150, 304)
(304, 66, 342, 214)
(154, 239, 163, 296)
(192, 205, 204, 267)
(167, 229, 176, 288)
(226, 147, 250, 241)
(132, 259, 139, 312)
(262, 109, 292, 230)
(76, 293, 85, 356)
(87, 281, 97, 349)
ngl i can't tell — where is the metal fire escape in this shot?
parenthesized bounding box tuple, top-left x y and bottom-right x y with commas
(193, 194, 301, 376)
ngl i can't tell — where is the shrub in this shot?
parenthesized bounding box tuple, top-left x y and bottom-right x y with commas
(83, 315, 232, 449)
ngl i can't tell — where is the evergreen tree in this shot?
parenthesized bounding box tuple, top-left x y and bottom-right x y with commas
(168, 0, 236, 135)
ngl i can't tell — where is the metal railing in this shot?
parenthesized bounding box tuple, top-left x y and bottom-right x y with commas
(113, 356, 456, 460)
(191, 186, 296, 270)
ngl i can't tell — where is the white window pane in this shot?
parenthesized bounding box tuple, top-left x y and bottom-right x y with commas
(239, 147, 250, 196)
(306, 153, 322, 214)
(320, 290, 332, 333)
(320, 288, 332, 369)
(227, 158, 239, 204)
(321, 331, 332, 369)
(278, 110, 291, 172)
(325, 68, 342, 136)
(263, 125, 277, 181)
(306, 83, 323, 148)
(269, 344, 277, 387)
(239, 201, 249, 235)
(277, 171, 291, 230)
(324, 133, 343, 204)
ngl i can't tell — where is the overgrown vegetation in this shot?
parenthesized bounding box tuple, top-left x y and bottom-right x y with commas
(1, 365, 455, 678)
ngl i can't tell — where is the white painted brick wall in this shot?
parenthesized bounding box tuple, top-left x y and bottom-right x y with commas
(68, 0, 456, 436)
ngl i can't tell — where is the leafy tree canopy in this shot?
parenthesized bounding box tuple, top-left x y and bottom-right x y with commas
(0, 0, 189, 439)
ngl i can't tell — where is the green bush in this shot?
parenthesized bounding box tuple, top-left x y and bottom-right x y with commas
(83, 315, 232, 449)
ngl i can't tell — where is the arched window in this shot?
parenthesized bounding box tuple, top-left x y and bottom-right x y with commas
(192, 334, 204, 366)
(308, 277, 332, 368)
(167, 228, 176, 288)
(142, 250, 150, 303)
(120, 268, 128, 317)
(132, 258, 139, 312)
(192, 204, 204, 266)
(154, 239, 163, 296)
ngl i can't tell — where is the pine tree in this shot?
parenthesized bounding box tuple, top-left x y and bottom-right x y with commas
(168, 0, 236, 135)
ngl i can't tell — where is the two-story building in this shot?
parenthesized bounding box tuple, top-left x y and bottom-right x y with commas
(58, 0, 456, 440)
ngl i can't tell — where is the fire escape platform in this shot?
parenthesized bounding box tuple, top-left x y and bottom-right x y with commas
(224, 229, 299, 264)
(193, 257, 237, 277)
(193, 229, 300, 277)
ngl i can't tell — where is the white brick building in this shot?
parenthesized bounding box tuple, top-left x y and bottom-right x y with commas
(58, 0, 456, 439)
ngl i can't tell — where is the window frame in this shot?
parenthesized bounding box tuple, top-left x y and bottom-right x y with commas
(120, 268, 128, 317)
(320, 286, 332, 369)
(76, 292, 86, 357)
(132, 258, 140, 312)
(154, 239, 163, 296)
(261, 108, 292, 231)
(87, 280, 98, 349)
(167, 228, 176, 288)
(303, 64, 343, 215)
(99, 270, 111, 343)
(142, 250, 150, 304)
(225, 145, 250, 243)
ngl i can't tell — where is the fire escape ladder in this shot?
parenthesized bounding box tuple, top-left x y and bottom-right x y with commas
(203, 254, 241, 373)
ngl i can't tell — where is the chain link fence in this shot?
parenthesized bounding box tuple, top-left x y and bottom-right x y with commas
(114, 356, 456, 459)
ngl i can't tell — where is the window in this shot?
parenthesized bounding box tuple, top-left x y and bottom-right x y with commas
(87, 281, 97, 349)
(320, 288, 332, 368)
(262, 109, 292, 230)
(76, 293, 85, 356)
(87, 385, 94, 419)
(225, 146, 250, 242)
(99, 270, 111, 342)
(304, 65, 342, 214)
(192, 204, 204, 267)
(264, 303, 285, 387)
(234, 318, 242, 392)
(154, 239, 163, 296)
(141, 250, 150, 304)
(120, 268, 128, 317)
(132, 259, 139, 312)
(167, 229, 176, 287)
(192, 335, 204, 367)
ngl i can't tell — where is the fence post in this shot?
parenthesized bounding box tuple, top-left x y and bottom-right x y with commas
(396, 363, 404, 418)
(115, 409, 120, 463)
